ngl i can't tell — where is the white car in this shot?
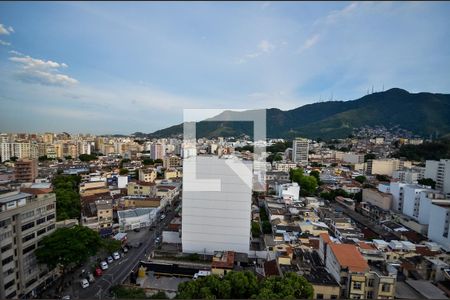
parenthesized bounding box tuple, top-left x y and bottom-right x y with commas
(160, 214, 166, 221)
(107, 256, 114, 264)
(113, 252, 120, 260)
(100, 261, 108, 270)
(80, 278, 89, 289)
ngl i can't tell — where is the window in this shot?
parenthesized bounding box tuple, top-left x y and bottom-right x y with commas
(4, 279, 15, 290)
(6, 291, 16, 299)
(2, 255, 14, 265)
(21, 221, 35, 231)
(22, 233, 35, 243)
(36, 217, 46, 225)
(381, 283, 391, 292)
(1, 243, 12, 253)
(21, 210, 34, 220)
(46, 204, 55, 210)
(3, 268, 14, 277)
(25, 277, 37, 288)
(37, 228, 46, 236)
(0, 218, 11, 227)
(46, 214, 55, 221)
(23, 244, 36, 255)
(367, 291, 374, 299)
(47, 224, 55, 231)
(317, 294, 324, 299)
(330, 296, 338, 300)
(367, 278, 374, 287)
(0, 231, 12, 241)
(353, 282, 362, 290)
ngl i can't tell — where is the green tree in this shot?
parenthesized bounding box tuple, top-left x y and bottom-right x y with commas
(79, 153, 98, 162)
(376, 174, 390, 182)
(52, 175, 81, 221)
(64, 155, 72, 160)
(309, 170, 321, 185)
(355, 175, 367, 184)
(261, 221, 272, 234)
(364, 153, 376, 162)
(35, 226, 102, 292)
(289, 168, 304, 183)
(119, 168, 129, 175)
(299, 176, 318, 196)
(251, 221, 261, 237)
(142, 158, 154, 165)
(101, 238, 122, 254)
(418, 178, 436, 189)
(120, 158, 131, 168)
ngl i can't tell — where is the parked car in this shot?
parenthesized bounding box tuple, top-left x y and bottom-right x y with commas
(86, 272, 95, 283)
(122, 246, 128, 253)
(95, 267, 103, 277)
(112, 252, 120, 260)
(61, 296, 71, 300)
(160, 214, 166, 221)
(80, 278, 89, 289)
(107, 256, 114, 264)
(100, 261, 108, 270)
(133, 228, 140, 232)
(155, 237, 161, 243)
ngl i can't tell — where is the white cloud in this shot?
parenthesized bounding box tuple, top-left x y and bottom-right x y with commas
(0, 23, 14, 35)
(0, 39, 11, 46)
(298, 34, 320, 53)
(325, 2, 359, 24)
(258, 40, 275, 53)
(237, 40, 276, 64)
(9, 50, 23, 56)
(9, 54, 78, 86)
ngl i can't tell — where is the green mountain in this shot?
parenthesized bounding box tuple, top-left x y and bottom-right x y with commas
(146, 88, 450, 139)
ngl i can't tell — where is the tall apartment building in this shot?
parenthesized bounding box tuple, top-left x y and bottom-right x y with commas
(15, 159, 38, 183)
(400, 184, 433, 221)
(292, 138, 309, 164)
(163, 155, 181, 168)
(428, 202, 450, 251)
(366, 159, 412, 176)
(425, 159, 450, 196)
(1, 142, 38, 163)
(150, 143, 165, 160)
(389, 182, 407, 212)
(0, 191, 57, 299)
(392, 167, 425, 184)
(182, 156, 252, 254)
(342, 152, 365, 164)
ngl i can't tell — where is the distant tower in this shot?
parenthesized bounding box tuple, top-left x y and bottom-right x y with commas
(371, 85, 374, 94)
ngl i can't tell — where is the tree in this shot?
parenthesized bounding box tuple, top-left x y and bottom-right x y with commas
(64, 155, 72, 160)
(52, 175, 81, 221)
(309, 170, 321, 185)
(376, 174, 390, 182)
(101, 238, 122, 254)
(35, 226, 102, 292)
(176, 271, 313, 299)
(38, 155, 49, 162)
(299, 176, 318, 196)
(120, 158, 131, 168)
(364, 153, 376, 162)
(418, 178, 436, 189)
(289, 168, 304, 183)
(142, 158, 154, 165)
(251, 221, 261, 238)
(79, 154, 98, 162)
(119, 168, 129, 175)
(261, 221, 272, 234)
(355, 175, 367, 184)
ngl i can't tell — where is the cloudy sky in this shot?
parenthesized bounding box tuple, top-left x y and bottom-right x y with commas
(0, 1, 449, 134)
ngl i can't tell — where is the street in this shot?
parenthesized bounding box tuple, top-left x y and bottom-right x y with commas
(54, 201, 178, 300)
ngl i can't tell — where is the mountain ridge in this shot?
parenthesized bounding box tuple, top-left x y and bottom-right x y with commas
(142, 88, 450, 139)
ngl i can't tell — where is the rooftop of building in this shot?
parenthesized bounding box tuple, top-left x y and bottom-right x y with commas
(0, 191, 32, 204)
(329, 243, 369, 273)
(117, 207, 157, 219)
(211, 251, 235, 269)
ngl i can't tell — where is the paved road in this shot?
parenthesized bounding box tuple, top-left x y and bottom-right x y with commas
(62, 199, 180, 300)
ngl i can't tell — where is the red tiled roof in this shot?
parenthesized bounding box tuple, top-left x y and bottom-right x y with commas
(329, 243, 369, 273)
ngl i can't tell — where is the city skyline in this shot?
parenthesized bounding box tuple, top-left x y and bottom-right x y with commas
(1, 2, 450, 134)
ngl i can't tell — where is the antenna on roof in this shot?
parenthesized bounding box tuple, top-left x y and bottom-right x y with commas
(371, 85, 374, 94)
(382, 83, 384, 92)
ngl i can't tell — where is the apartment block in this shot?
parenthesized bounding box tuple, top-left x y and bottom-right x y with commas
(163, 155, 181, 168)
(292, 138, 309, 164)
(427, 203, 450, 251)
(127, 181, 156, 197)
(182, 156, 252, 254)
(366, 159, 412, 176)
(0, 191, 56, 299)
(425, 159, 450, 196)
(138, 168, 157, 183)
(15, 159, 38, 183)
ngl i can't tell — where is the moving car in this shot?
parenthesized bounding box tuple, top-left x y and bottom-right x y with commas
(100, 261, 108, 270)
(107, 256, 114, 264)
(80, 278, 89, 289)
(112, 252, 120, 260)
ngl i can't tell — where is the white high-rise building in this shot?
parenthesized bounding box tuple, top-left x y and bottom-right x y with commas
(425, 159, 450, 196)
(150, 143, 165, 160)
(292, 138, 309, 164)
(182, 156, 252, 254)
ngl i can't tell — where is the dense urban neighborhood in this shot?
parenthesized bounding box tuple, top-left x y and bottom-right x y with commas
(1, 129, 450, 299)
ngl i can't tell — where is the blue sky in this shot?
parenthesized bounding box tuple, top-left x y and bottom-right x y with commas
(0, 1, 449, 134)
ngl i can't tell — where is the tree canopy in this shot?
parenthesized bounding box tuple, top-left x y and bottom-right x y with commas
(79, 153, 98, 162)
(35, 226, 102, 271)
(289, 168, 318, 196)
(176, 271, 313, 299)
(355, 175, 367, 184)
(52, 174, 81, 221)
(392, 140, 450, 161)
(418, 178, 436, 189)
